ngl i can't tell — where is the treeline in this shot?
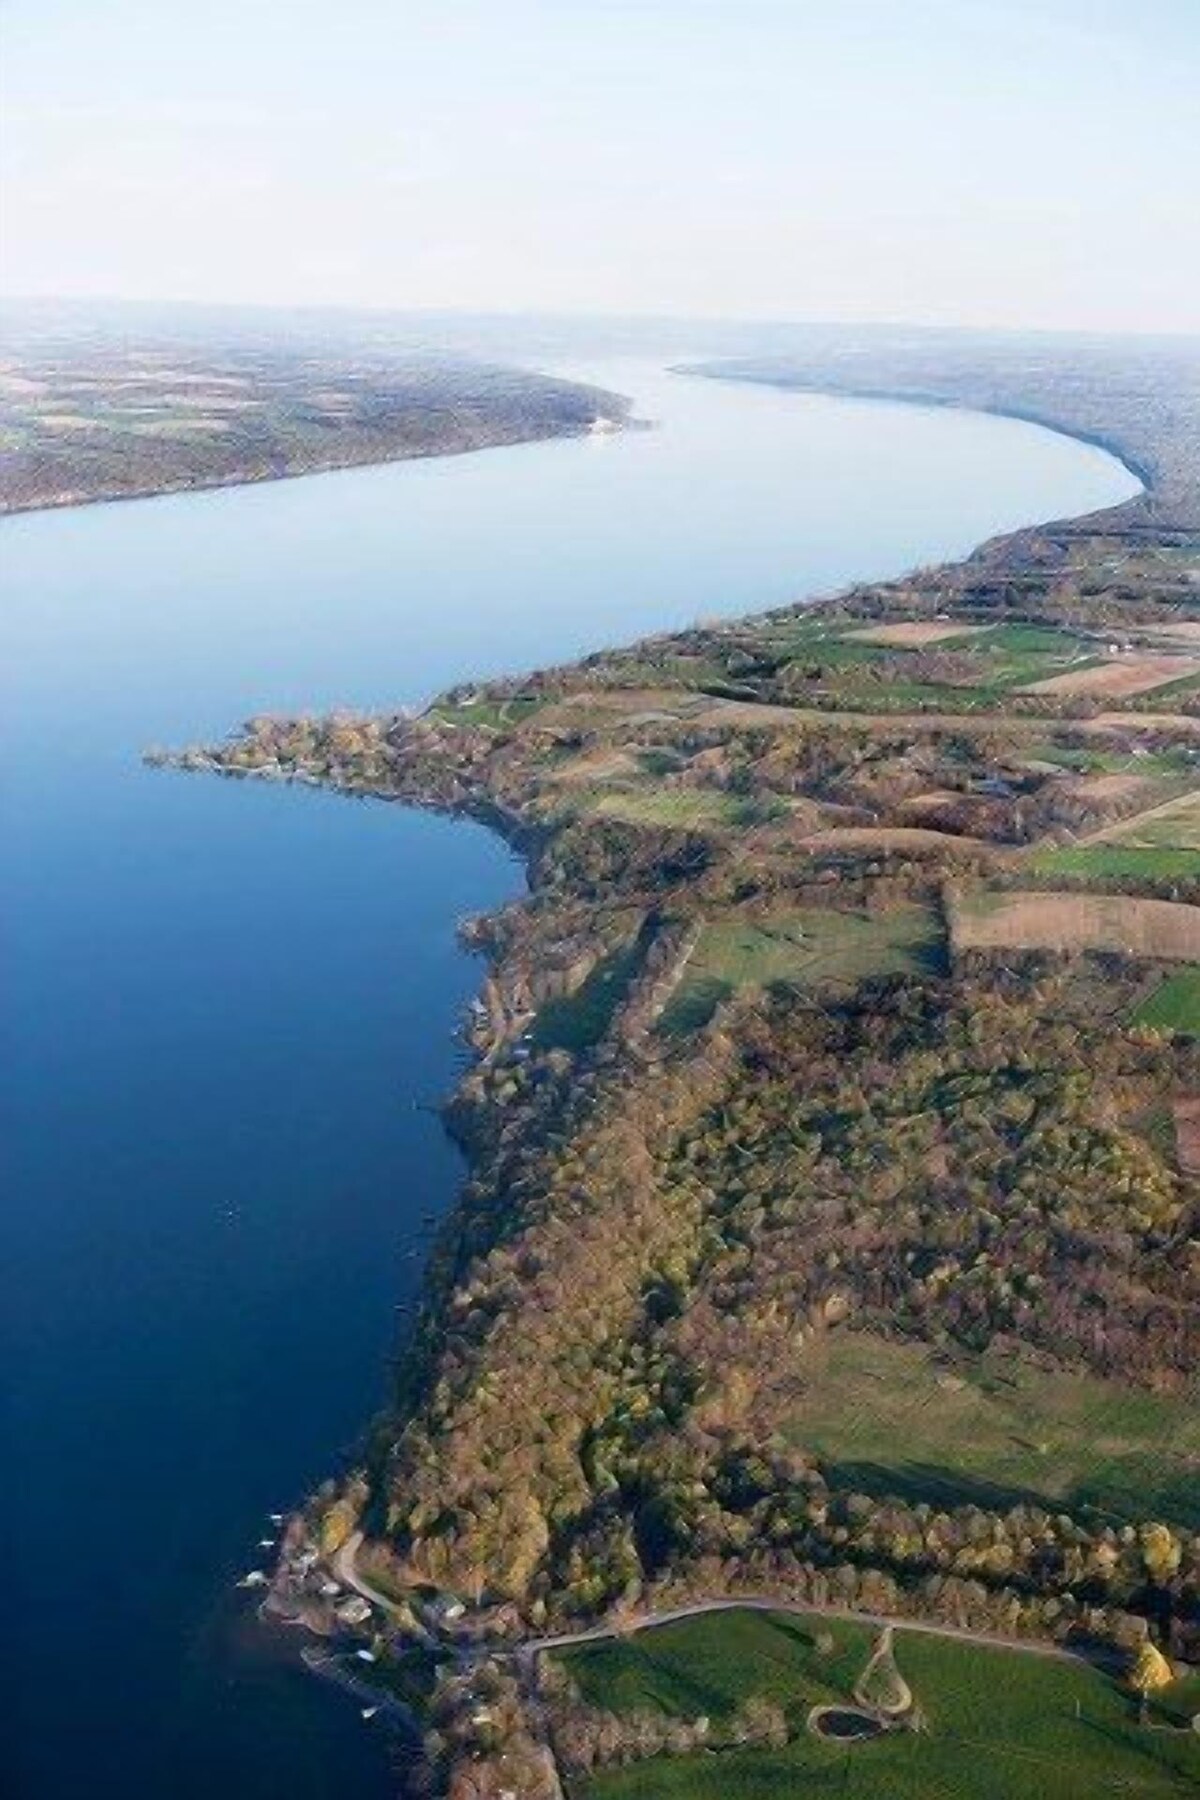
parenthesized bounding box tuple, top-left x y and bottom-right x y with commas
(539, 1654, 791, 1778)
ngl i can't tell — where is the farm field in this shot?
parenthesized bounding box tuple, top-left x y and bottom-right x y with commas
(780, 1331, 1200, 1525)
(564, 1609, 1200, 1800)
(792, 618, 1095, 682)
(1023, 747, 1197, 777)
(587, 787, 774, 830)
(1141, 621, 1200, 649)
(798, 824, 995, 856)
(539, 682, 1200, 741)
(657, 905, 944, 1034)
(1095, 787, 1200, 852)
(429, 694, 545, 730)
(1031, 844, 1200, 883)
(950, 889, 1200, 960)
(846, 621, 992, 648)
(561, 1608, 872, 1728)
(964, 622, 1107, 691)
(1019, 654, 1200, 699)
(1134, 966, 1200, 1034)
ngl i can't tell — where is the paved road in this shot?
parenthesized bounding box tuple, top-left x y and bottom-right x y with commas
(335, 1532, 1086, 1669)
(519, 1593, 1083, 1667)
(332, 1531, 402, 1612)
(333, 1532, 1099, 1677)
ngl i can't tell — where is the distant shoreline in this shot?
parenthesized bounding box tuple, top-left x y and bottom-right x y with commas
(680, 344, 1200, 538)
(0, 349, 630, 518)
(677, 364, 1150, 516)
(0, 414, 630, 519)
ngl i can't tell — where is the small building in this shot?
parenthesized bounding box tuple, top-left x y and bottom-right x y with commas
(428, 1594, 467, 1626)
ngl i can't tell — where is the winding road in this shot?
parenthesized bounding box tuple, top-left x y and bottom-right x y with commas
(517, 1593, 1084, 1669)
(334, 1531, 1086, 1671)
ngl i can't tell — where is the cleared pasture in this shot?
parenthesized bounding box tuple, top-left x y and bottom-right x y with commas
(781, 1331, 1200, 1526)
(1030, 844, 1200, 883)
(1095, 787, 1200, 852)
(846, 621, 991, 648)
(531, 937, 649, 1051)
(588, 788, 769, 829)
(569, 1608, 1200, 1800)
(658, 905, 943, 1034)
(1020, 655, 1200, 699)
(1135, 968, 1200, 1036)
(799, 825, 995, 856)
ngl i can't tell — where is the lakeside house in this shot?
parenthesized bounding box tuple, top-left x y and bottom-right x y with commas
(338, 1595, 374, 1628)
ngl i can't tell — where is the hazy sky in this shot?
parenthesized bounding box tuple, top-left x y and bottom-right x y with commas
(2, 0, 1198, 332)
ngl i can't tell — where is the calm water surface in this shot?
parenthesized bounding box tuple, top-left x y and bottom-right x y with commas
(1, 364, 1137, 1798)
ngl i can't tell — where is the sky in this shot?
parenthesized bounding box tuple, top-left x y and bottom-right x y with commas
(2, 0, 1198, 333)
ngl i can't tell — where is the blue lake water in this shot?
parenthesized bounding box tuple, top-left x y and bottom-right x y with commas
(0, 362, 1138, 1797)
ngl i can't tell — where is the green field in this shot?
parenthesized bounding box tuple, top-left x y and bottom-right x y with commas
(1133, 671, 1200, 704)
(429, 694, 544, 730)
(967, 622, 1103, 690)
(1026, 747, 1196, 778)
(1102, 789, 1200, 850)
(563, 1607, 869, 1727)
(975, 624, 1089, 657)
(807, 680, 1003, 712)
(1033, 787, 1200, 884)
(563, 1610, 1200, 1799)
(588, 788, 786, 830)
(1031, 844, 1200, 883)
(680, 617, 1101, 710)
(658, 905, 944, 1034)
(780, 1331, 1200, 1525)
(1134, 965, 1200, 1034)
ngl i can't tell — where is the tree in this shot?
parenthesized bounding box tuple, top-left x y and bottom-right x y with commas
(1127, 1640, 1173, 1700)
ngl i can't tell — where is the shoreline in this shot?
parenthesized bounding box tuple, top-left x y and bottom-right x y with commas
(678, 366, 1155, 509)
(0, 412, 631, 520)
(164, 358, 1199, 1793)
(171, 366, 1183, 1431)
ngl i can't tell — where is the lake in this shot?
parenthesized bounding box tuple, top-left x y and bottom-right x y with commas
(0, 361, 1138, 1798)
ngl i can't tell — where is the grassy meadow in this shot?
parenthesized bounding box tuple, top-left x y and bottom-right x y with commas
(780, 1331, 1200, 1525)
(658, 905, 944, 1034)
(562, 1609, 1200, 1799)
(1135, 965, 1200, 1034)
